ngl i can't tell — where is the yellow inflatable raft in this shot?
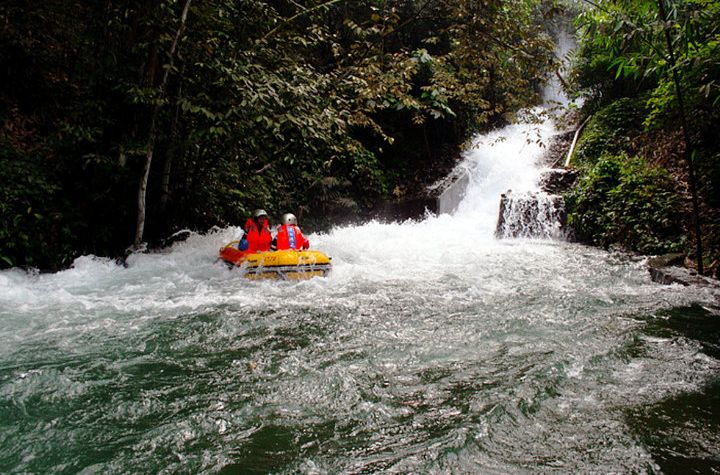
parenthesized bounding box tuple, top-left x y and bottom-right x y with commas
(218, 241, 332, 280)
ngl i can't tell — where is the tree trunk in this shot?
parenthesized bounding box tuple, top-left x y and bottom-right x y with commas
(159, 75, 184, 215)
(656, 0, 704, 274)
(159, 148, 174, 213)
(134, 0, 192, 249)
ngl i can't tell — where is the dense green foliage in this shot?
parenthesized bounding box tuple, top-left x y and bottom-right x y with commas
(572, 0, 720, 114)
(568, 0, 720, 270)
(1, 0, 557, 269)
(566, 154, 685, 254)
(0, 140, 63, 267)
(570, 97, 646, 167)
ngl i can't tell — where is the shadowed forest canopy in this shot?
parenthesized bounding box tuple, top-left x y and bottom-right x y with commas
(1, 0, 559, 269)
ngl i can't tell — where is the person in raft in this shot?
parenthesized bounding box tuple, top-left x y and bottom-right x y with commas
(272, 213, 310, 250)
(239, 208, 272, 252)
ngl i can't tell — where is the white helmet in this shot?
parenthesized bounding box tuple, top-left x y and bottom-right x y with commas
(280, 213, 297, 225)
(253, 209, 268, 219)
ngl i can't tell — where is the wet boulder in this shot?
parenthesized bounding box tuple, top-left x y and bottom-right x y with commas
(432, 169, 470, 215)
(539, 129, 575, 167)
(538, 168, 578, 194)
(647, 253, 720, 288)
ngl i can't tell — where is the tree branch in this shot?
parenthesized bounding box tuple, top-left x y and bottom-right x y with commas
(263, 0, 345, 41)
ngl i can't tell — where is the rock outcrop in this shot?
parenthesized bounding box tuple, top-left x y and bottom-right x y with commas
(539, 168, 578, 194)
(647, 253, 720, 289)
(540, 129, 575, 167)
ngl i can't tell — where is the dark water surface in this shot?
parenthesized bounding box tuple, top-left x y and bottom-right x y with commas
(627, 305, 720, 474)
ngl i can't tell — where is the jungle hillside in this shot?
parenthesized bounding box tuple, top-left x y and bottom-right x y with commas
(566, 0, 720, 277)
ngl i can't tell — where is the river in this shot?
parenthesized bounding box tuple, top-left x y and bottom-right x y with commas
(2, 106, 720, 473)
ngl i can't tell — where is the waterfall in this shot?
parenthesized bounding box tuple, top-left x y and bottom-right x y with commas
(433, 110, 564, 238)
(495, 191, 566, 239)
(435, 30, 578, 239)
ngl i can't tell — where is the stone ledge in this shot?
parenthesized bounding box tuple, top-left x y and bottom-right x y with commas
(538, 168, 578, 194)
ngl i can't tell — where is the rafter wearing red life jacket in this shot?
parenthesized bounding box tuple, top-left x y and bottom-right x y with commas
(275, 224, 309, 250)
(244, 218, 272, 252)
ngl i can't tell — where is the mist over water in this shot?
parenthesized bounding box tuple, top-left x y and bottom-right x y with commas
(2, 61, 720, 473)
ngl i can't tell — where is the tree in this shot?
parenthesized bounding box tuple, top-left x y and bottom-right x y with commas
(135, 0, 193, 249)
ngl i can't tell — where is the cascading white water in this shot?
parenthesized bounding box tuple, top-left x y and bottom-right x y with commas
(542, 29, 576, 109)
(496, 191, 566, 239)
(441, 108, 558, 230)
(1, 33, 719, 475)
(438, 28, 580, 234)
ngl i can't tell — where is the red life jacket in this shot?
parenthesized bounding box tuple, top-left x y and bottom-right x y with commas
(275, 224, 309, 250)
(244, 218, 272, 252)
